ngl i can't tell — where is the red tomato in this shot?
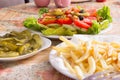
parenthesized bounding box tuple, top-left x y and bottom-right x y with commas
(87, 9, 97, 17)
(83, 18, 92, 26)
(42, 13, 52, 17)
(87, 17, 97, 20)
(74, 19, 91, 29)
(65, 9, 71, 15)
(83, 17, 97, 25)
(66, 14, 73, 19)
(57, 17, 73, 25)
(38, 16, 56, 25)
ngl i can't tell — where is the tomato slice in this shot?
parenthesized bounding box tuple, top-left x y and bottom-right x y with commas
(65, 9, 71, 15)
(74, 19, 91, 29)
(57, 17, 73, 25)
(87, 17, 97, 20)
(83, 17, 97, 25)
(83, 18, 92, 26)
(87, 9, 97, 17)
(38, 16, 56, 25)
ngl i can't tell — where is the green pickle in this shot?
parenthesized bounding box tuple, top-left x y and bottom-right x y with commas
(18, 43, 31, 55)
(32, 34, 42, 50)
(0, 30, 42, 58)
(0, 51, 19, 57)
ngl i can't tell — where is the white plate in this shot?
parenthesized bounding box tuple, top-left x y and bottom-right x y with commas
(49, 34, 120, 80)
(49, 45, 77, 79)
(40, 24, 112, 39)
(0, 31, 51, 61)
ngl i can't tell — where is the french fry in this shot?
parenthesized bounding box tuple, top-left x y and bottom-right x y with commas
(93, 45, 102, 61)
(111, 42, 120, 48)
(96, 65, 104, 72)
(74, 66, 84, 80)
(70, 51, 78, 61)
(88, 56, 96, 74)
(53, 36, 120, 80)
(100, 58, 108, 69)
(62, 56, 75, 74)
(79, 62, 87, 73)
(59, 36, 76, 48)
(75, 41, 92, 63)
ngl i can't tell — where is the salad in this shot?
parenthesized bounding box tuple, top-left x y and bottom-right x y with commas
(23, 6, 112, 36)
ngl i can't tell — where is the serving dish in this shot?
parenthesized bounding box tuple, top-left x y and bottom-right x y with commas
(49, 35, 120, 80)
(0, 29, 51, 61)
(23, 6, 112, 39)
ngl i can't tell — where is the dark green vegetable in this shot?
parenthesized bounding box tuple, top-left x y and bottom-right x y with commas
(0, 41, 18, 51)
(39, 8, 49, 18)
(18, 43, 31, 55)
(0, 30, 42, 57)
(0, 51, 19, 57)
(32, 34, 42, 50)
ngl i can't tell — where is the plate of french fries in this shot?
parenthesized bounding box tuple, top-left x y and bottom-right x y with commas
(49, 35, 120, 80)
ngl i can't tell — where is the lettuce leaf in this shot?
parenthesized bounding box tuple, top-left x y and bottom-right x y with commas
(64, 29, 77, 36)
(41, 27, 65, 35)
(100, 20, 109, 30)
(23, 17, 47, 31)
(97, 6, 112, 23)
(87, 20, 101, 34)
(39, 8, 49, 18)
(47, 24, 61, 28)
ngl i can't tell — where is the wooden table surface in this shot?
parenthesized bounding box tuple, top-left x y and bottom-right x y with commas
(0, 0, 120, 80)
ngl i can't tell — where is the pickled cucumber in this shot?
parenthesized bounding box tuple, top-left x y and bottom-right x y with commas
(0, 30, 42, 57)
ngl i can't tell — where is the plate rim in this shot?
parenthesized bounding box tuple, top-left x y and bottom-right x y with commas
(0, 36, 51, 61)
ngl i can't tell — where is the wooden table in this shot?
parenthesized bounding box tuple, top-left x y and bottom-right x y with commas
(0, 0, 120, 80)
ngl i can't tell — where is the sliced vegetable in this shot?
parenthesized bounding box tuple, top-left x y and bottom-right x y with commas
(62, 24, 76, 30)
(47, 24, 61, 28)
(42, 27, 65, 35)
(87, 9, 97, 17)
(74, 19, 91, 29)
(0, 30, 42, 57)
(38, 16, 57, 25)
(64, 29, 77, 36)
(83, 18, 92, 26)
(57, 17, 73, 25)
